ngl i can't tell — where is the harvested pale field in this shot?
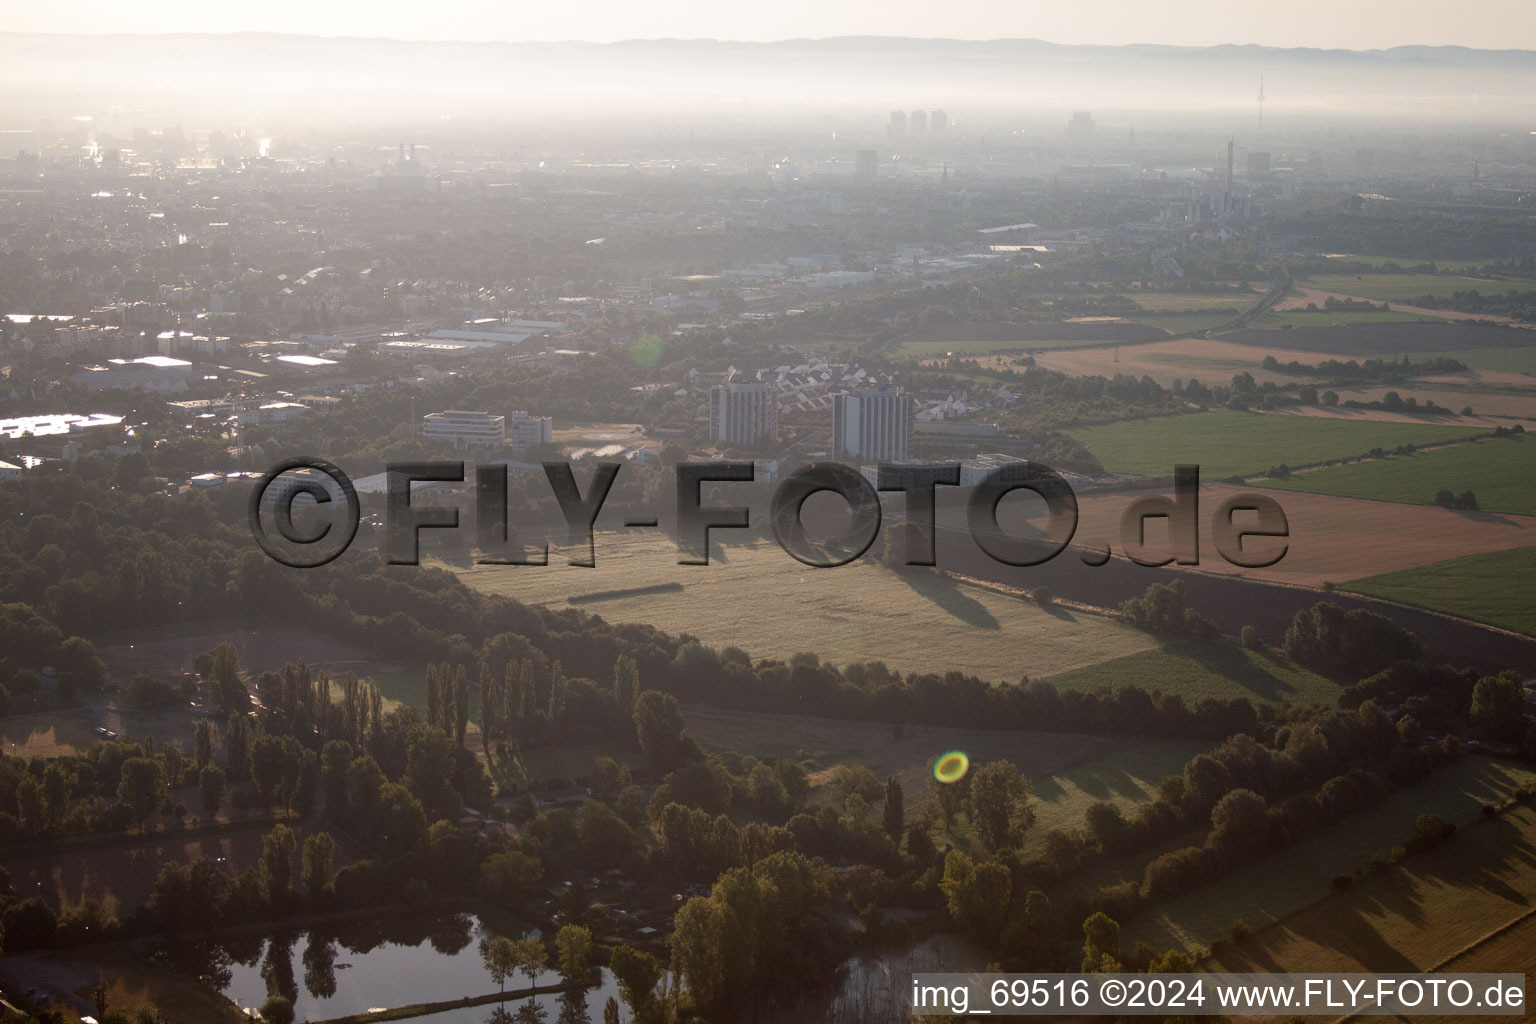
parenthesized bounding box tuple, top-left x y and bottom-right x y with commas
(1277, 285, 1498, 324)
(453, 532, 1161, 682)
(1203, 802, 1536, 978)
(1125, 764, 1536, 959)
(1063, 482, 1536, 588)
(1034, 336, 1341, 387)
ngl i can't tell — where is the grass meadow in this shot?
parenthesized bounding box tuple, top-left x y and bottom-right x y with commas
(1420, 345, 1536, 374)
(1068, 410, 1482, 479)
(1258, 434, 1536, 515)
(454, 534, 1161, 685)
(1345, 546, 1536, 637)
(1304, 272, 1536, 303)
(1041, 643, 1340, 706)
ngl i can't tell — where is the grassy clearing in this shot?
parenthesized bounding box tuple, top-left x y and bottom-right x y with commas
(1121, 758, 1536, 955)
(680, 705, 1209, 844)
(1041, 643, 1341, 706)
(1208, 803, 1536, 980)
(1257, 435, 1536, 515)
(454, 533, 1159, 684)
(0, 707, 99, 758)
(1304, 272, 1532, 303)
(1344, 546, 1536, 637)
(513, 742, 645, 786)
(1068, 410, 1482, 479)
(1024, 738, 1213, 851)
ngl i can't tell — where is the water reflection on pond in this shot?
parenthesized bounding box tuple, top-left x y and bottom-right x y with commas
(172, 912, 979, 1024)
(169, 913, 620, 1023)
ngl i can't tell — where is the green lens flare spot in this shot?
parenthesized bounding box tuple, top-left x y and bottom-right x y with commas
(933, 751, 969, 784)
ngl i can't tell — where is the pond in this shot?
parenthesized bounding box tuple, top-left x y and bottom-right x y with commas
(171, 912, 980, 1024)
(169, 912, 622, 1023)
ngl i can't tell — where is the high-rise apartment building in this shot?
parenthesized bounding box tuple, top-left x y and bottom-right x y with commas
(833, 387, 911, 462)
(710, 383, 779, 446)
(505, 411, 554, 453)
(854, 149, 877, 182)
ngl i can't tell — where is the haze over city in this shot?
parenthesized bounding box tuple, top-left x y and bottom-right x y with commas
(7, 0, 1536, 50)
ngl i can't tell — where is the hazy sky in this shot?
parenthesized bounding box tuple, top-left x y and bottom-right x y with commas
(7, 0, 1536, 50)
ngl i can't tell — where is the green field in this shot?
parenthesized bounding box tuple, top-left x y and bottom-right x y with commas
(1069, 410, 1483, 479)
(1207, 802, 1536, 978)
(1042, 643, 1341, 706)
(1305, 272, 1533, 303)
(1345, 546, 1536, 636)
(453, 534, 1161, 684)
(1321, 255, 1515, 273)
(1258, 435, 1536, 514)
(1122, 757, 1536, 955)
(1251, 309, 1438, 328)
(1420, 346, 1536, 374)
(681, 705, 1210, 850)
(1128, 292, 1257, 312)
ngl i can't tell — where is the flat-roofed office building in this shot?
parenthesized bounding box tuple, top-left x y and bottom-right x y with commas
(421, 409, 505, 448)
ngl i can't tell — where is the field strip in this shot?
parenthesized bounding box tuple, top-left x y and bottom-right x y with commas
(1328, 905, 1536, 1024)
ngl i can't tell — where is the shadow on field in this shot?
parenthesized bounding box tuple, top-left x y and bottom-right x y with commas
(1215, 812, 1536, 974)
(1286, 903, 1421, 972)
(895, 570, 1001, 631)
(1453, 509, 1521, 527)
(1176, 643, 1297, 702)
(1037, 600, 1079, 624)
(1412, 814, 1536, 908)
(1029, 746, 1167, 805)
